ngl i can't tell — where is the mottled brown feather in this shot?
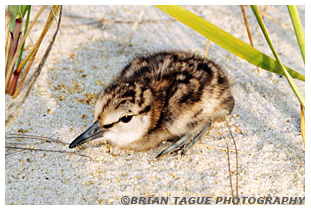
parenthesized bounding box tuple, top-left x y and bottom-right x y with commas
(93, 51, 234, 151)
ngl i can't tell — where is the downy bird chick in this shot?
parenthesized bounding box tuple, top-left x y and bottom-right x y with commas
(69, 51, 234, 158)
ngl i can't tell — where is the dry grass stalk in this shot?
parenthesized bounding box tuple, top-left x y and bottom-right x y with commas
(5, 6, 46, 92)
(5, 6, 62, 129)
(5, 146, 93, 160)
(198, 143, 251, 155)
(224, 140, 235, 199)
(261, 10, 293, 30)
(301, 105, 305, 147)
(119, 6, 145, 54)
(204, 5, 216, 58)
(222, 117, 239, 200)
(240, 5, 260, 74)
(226, 119, 239, 197)
(247, 5, 293, 30)
(6, 17, 23, 77)
(12, 6, 61, 98)
(6, 133, 67, 145)
(5, 7, 12, 76)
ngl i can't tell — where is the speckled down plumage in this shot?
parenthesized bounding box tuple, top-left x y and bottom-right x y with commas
(71, 51, 234, 154)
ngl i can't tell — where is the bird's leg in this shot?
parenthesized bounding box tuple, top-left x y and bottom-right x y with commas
(155, 134, 192, 159)
(155, 122, 212, 159)
(181, 122, 211, 156)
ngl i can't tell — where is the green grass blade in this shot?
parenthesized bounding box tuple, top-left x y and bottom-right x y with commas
(287, 5, 305, 63)
(251, 5, 304, 108)
(9, 5, 18, 31)
(21, 5, 30, 17)
(155, 5, 304, 82)
(17, 6, 31, 67)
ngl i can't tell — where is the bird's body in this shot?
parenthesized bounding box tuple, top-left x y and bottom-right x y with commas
(69, 51, 234, 158)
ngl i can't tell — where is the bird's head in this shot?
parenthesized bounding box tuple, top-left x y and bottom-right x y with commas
(69, 81, 154, 148)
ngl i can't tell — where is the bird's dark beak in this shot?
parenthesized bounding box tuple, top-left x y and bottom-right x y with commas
(69, 121, 106, 148)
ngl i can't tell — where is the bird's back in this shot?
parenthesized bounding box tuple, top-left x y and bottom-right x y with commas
(113, 51, 234, 149)
(71, 51, 234, 153)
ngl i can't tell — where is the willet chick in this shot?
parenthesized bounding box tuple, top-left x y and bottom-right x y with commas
(69, 51, 234, 158)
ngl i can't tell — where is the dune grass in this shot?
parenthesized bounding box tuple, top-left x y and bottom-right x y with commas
(155, 5, 305, 142)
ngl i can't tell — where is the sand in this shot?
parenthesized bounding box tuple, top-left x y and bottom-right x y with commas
(5, 5, 305, 204)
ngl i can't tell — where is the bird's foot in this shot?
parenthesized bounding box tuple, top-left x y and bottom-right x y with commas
(155, 122, 211, 159)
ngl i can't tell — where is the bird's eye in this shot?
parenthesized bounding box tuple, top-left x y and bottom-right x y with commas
(120, 115, 133, 123)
